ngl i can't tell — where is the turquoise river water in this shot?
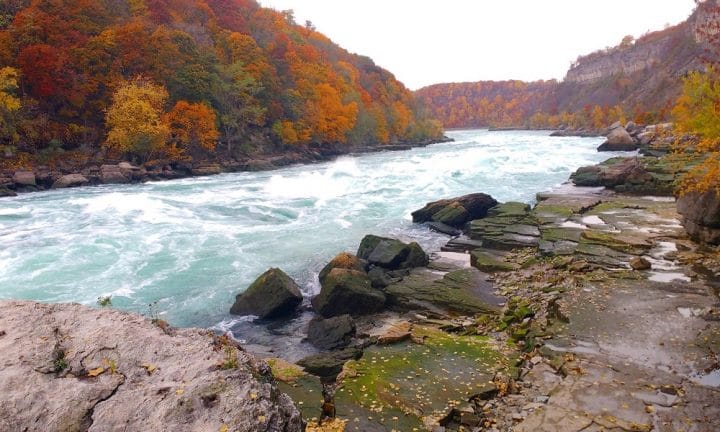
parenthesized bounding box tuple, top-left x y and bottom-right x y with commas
(0, 130, 618, 342)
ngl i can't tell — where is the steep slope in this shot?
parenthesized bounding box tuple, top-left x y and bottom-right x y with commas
(416, 1, 719, 129)
(0, 0, 442, 170)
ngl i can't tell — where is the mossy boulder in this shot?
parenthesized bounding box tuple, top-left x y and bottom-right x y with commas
(411, 193, 498, 228)
(311, 268, 386, 318)
(356, 235, 428, 270)
(230, 268, 303, 319)
(318, 252, 364, 286)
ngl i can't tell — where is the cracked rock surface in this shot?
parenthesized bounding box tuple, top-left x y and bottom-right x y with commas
(0, 301, 303, 432)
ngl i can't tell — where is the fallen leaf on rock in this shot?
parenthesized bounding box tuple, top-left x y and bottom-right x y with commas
(141, 363, 157, 374)
(87, 367, 105, 377)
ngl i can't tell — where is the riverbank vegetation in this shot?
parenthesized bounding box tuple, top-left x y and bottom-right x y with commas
(0, 0, 442, 170)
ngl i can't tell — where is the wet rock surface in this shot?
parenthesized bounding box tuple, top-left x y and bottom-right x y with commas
(0, 301, 304, 432)
(570, 156, 675, 196)
(411, 193, 498, 228)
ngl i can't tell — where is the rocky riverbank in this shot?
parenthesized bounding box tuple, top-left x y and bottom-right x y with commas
(216, 175, 720, 431)
(0, 137, 452, 197)
(0, 301, 304, 431)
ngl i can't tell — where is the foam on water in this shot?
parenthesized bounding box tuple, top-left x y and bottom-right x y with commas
(0, 130, 619, 328)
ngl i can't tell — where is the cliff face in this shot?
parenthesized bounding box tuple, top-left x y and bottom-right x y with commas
(566, 1, 717, 86)
(564, 26, 696, 85)
(0, 300, 304, 432)
(415, 1, 719, 128)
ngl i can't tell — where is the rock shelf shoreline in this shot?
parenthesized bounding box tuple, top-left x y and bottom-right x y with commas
(0, 137, 453, 198)
(2, 127, 719, 431)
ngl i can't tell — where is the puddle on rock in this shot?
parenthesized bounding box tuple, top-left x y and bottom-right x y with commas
(581, 215, 605, 225)
(691, 368, 720, 388)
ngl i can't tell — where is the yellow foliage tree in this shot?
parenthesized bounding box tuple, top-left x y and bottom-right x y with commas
(104, 78, 169, 160)
(0, 67, 21, 146)
(672, 69, 720, 194)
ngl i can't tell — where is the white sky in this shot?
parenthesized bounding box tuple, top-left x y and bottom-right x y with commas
(258, 0, 697, 90)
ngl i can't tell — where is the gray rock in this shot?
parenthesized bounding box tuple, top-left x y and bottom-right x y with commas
(630, 257, 652, 271)
(297, 347, 362, 379)
(357, 235, 429, 270)
(637, 131, 656, 145)
(52, 173, 89, 189)
(411, 193, 498, 228)
(598, 127, 638, 151)
(677, 190, 720, 244)
(311, 268, 386, 318)
(307, 315, 356, 349)
(12, 170, 35, 186)
(230, 268, 303, 319)
(0, 186, 17, 197)
(0, 300, 303, 432)
(100, 165, 129, 184)
(427, 222, 462, 236)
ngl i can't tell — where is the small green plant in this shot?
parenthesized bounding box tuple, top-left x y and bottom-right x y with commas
(97, 295, 112, 307)
(53, 353, 68, 373)
(221, 346, 238, 370)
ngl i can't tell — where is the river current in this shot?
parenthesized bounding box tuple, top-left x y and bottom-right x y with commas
(0, 130, 617, 337)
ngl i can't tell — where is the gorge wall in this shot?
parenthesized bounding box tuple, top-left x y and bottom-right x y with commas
(416, 0, 720, 128)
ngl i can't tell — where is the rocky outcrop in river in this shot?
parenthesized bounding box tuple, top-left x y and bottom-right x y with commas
(0, 301, 303, 432)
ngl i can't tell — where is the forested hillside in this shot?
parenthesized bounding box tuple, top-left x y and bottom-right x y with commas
(416, 1, 719, 130)
(0, 0, 442, 168)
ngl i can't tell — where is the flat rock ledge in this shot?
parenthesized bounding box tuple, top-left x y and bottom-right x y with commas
(0, 300, 303, 432)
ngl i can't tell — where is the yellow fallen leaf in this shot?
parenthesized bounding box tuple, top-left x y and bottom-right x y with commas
(176, 388, 184, 395)
(250, 392, 257, 400)
(142, 363, 157, 374)
(87, 367, 105, 377)
(219, 425, 229, 432)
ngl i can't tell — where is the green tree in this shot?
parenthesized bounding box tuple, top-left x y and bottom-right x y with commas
(213, 62, 266, 154)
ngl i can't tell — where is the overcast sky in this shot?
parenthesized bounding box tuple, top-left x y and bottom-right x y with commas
(258, 0, 697, 90)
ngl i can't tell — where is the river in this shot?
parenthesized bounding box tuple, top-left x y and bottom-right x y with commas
(0, 130, 617, 338)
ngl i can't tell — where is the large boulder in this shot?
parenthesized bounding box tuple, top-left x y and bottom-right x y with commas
(570, 157, 674, 196)
(598, 127, 638, 151)
(411, 193, 498, 228)
(12, 171, 35, 187)
(311, 268, 386, 318)
(318, 252, 364, 286)
(677, 190, 720, 245)
(356, 235, 429, 270)
(307, 314, 356, 350)
(52, 173, 89, 189)
(0, 187, 17, 197)
(230, 268, 303, 319)
(100, 165, 130, 184)
(0, 300, 303, 432)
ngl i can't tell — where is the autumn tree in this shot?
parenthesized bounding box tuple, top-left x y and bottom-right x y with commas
(0, 67, 21, 148)
(672, 69, 720, 193)
(104, 78, 170, 161)
(163, 100, 219, 157)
